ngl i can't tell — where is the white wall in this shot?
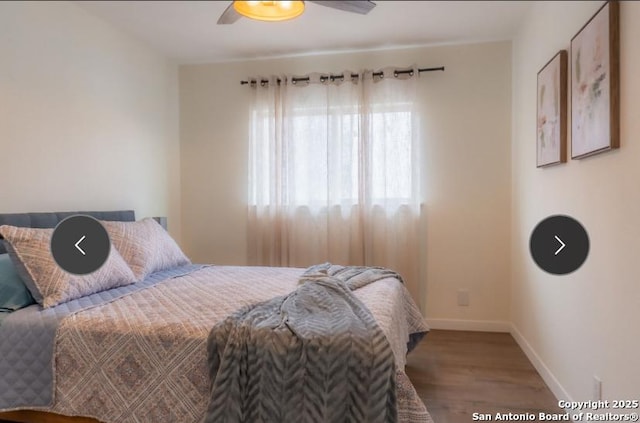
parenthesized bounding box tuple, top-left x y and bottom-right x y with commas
(180, 41, 512, 323)
(0, 1, 182, 240)
(511, 1, 640, 400)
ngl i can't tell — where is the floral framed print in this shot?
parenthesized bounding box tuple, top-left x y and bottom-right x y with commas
(537, 50, 567, 167)
(571, 0, 619, 159)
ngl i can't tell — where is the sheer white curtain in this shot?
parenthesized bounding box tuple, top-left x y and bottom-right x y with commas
(247, 68, 422, 303)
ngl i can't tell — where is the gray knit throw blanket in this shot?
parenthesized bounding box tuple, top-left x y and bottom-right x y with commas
(205, 263, 400, 423)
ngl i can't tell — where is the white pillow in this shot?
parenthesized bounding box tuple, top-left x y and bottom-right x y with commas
(101, 218, 190, 281)
(0, 225, 136, 308)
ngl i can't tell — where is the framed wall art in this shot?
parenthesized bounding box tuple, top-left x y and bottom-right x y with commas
(571, 0, 619, 159)
(537, 50, 567, 167)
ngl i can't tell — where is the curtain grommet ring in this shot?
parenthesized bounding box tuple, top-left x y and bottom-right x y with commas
(409, 71, 414, 76)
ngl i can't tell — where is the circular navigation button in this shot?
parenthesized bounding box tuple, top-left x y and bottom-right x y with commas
(51, 215, 111, 275)
(529, 215, 589, 275)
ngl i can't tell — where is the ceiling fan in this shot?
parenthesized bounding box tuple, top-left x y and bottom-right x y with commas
(217, 1, 377, 24)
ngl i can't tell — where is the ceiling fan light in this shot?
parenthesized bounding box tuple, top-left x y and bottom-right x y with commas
(233, 0, 305, 22)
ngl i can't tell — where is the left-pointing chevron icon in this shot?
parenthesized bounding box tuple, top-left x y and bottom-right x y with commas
(51, 215, 111, 275)
(75, 235, 86, 256)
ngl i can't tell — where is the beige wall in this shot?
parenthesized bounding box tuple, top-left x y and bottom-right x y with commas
(180, 41, 512, 324)
(511, 1, 640, 400)
(0, 1, 182, 240)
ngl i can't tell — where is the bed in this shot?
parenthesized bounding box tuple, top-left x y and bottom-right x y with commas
(0, 211, 431, 423)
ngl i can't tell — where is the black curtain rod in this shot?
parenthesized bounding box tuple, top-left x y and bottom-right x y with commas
(240, 66, 445, 85)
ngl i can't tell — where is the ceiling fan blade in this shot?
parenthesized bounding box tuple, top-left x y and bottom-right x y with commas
(309, 1, 376, 15)
(217, 2, 242, 25)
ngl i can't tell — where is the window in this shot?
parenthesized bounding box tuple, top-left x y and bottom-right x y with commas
(249, 98, 416, 210)
(246, 70, 422, 299)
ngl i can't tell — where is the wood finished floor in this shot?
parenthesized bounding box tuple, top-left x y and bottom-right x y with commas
(406, 330, 564, 423)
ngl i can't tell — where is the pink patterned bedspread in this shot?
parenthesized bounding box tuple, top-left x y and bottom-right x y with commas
(49, 266, 431, 422)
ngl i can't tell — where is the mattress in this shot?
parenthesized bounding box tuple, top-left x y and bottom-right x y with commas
(0, 265, 430, 422)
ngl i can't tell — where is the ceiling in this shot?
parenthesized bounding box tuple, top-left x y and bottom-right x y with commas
(79, 1, 531, 64)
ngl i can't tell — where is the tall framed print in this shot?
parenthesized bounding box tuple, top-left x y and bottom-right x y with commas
(571, 0, 619, 159)
(537, 50, 567, 167)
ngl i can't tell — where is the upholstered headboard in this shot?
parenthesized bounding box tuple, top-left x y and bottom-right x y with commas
(0, 210, 135, 254)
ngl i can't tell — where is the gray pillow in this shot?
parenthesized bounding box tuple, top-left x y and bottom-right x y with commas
(0, 253, 35, 312)
(0, 225, 137, 308)
(101, 218, 190, 281)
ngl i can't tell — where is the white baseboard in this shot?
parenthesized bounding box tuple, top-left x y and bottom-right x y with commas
(426, 318, 511, 332)
(509, 323, 572, 403)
